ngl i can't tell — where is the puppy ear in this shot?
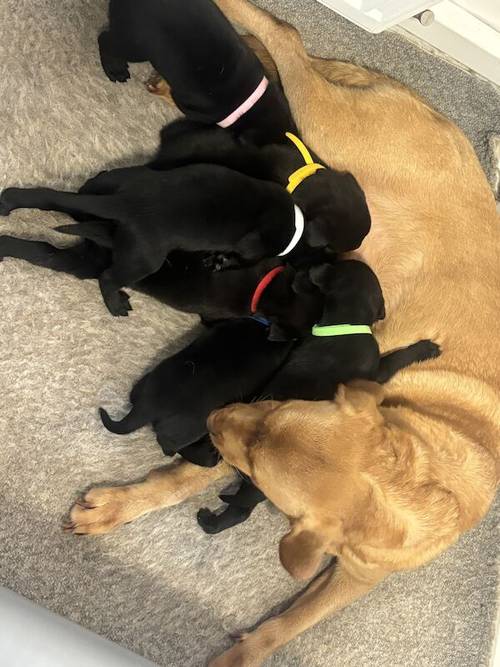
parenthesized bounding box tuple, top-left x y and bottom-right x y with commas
(279, 527, 326, 580)
(304, 217, 331, 248)
(267, 320, 296, 342)
(291, 269, 317, 295)
(336, 381, 385, 414)
(308, 263, 337, 291)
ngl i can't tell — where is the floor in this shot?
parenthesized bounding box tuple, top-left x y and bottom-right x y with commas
(0, 1, 498, 666)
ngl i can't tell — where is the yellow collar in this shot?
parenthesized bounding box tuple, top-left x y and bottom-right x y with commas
(285, 132, 325, 193)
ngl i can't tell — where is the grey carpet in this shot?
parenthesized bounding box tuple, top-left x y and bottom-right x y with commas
(0, 1, 498, 666)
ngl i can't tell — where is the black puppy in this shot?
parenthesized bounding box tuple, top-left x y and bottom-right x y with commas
(198, 260, 441, 533)
(99, 318, 293, 456)
(0, 239, 323, 337)
(100, 0, 371, 253)
(152, 120, 371, 255)
(99, 0, 292, 143)
(0, 164, 299, 316)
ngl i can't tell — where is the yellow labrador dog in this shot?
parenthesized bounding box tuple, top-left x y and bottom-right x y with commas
(65, 1, 500, 664)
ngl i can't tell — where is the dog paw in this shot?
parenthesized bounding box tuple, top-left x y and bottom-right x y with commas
(208, 643, 260, 667)
(145, 72, 170, 97)
(106, 289, 132, 317)
(62, 486, 137, 535)
(197, 507, 222, 534)
(415, 339, 442, 362)
(202, 253, 240, 272)
(103, 64, 130, 83)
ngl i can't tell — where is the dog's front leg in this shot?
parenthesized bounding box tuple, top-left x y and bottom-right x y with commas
(64, 460, 232, 535)
(209, 562, 384, 667)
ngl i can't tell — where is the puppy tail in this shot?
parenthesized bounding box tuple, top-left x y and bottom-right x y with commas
(55, 222, 114, 248)
(99, 406, 147, 435)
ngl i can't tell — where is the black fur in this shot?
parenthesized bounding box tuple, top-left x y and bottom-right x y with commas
(99, 0, 292, 143)
(152, 120, 372, 255)
(99, 318, 293, 454)
(0, 165, 297, 316)
(0, 239, 323, 337)
(100, 0, 372, 253)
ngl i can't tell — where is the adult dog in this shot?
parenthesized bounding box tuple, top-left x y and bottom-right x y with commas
(66, 1, 500, 665)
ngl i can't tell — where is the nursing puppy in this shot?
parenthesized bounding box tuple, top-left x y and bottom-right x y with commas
(0, 234, 323, 337)
(99, 318, 293, 455)
(0, 164, 297, 316)
(102, 0, 371, 252)
(152, 119, 371, 254)
(198, 261, 440, 533)
(99, 0, 292, 143)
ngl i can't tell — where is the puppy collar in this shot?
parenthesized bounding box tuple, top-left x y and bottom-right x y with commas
(312, 324, 372, 337)
(278, 204, 305, 257)
(250, 265, 285, 314)
(285, 132, 325, 194)
(217, 76, 269, 128)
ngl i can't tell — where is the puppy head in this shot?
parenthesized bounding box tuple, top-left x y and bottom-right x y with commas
(257, 265, 324, 340)
(309, 260, 385, 322)
(208, 381, 385, 580)
(300, 170, 371, 253)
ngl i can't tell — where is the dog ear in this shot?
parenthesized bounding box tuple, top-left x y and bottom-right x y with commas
(336, 381, 385, 414)
(304, 217, 332, 248)
(308, 263, 337, 291)
(279, 526, 326, 580)
(291, 269, 318, 295)
(267, 320, 296, 342)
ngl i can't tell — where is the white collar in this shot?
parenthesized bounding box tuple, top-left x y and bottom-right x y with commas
(278, 205, 305, 257)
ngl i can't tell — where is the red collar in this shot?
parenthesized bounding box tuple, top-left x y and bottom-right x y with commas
(250, 266, 286, 314)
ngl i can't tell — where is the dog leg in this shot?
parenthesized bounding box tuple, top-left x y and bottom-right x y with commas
(0, 236, 109, 279)
(197, 504, 254, 534)
(63, 460, 232, 535)
(98, 242, 166, 316)
(98, 268, 133, 316)
(198, 478, 266, 533)
(0, 187, 116, 220)
(377, 339, 441, 383)
(209, 562, 384, 667)
(98, 30, 130, 83)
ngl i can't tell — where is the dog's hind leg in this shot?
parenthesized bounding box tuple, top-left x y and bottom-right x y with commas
(98, 240, 166, 316)
(64, 460, 232, 535)
(376, 339, 441, 383)
(0, 187, 117, 220)
(0, 236, 110, 279)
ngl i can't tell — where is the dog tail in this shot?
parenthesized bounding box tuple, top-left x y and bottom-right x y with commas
(55, 222, 114, 248)
(99, 406, 147, 435)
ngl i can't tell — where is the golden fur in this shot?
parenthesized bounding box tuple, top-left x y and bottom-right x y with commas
(65, 2, 500, 664)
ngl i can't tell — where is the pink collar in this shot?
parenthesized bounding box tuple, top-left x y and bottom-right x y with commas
(217, 76, 269, 128)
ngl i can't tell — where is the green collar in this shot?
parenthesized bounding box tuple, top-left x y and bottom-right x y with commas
(311, 323, 372, 337)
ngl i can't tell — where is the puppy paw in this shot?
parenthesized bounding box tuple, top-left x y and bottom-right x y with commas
(203, 253, 241, 272)
(106, 289, 132, 317)
(103, 64, 130, 83)
(145, 72, 171, 98)
(62, 486, 138, 535)
(414, 339, 442, 362)
(197, 507, 222, 534)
